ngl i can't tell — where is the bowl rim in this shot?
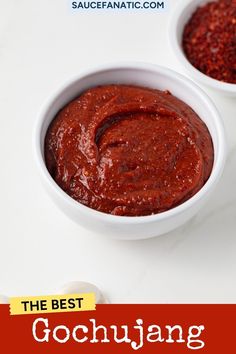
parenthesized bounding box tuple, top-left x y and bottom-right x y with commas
(34, 62, 226, 225)
(169, 0, 236, 94)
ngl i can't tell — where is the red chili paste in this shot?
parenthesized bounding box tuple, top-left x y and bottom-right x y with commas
(45, 85, 214, 216)
(183, 0, 236, 84)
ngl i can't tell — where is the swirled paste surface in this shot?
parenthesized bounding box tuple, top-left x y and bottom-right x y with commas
(45, 85, 214, 216)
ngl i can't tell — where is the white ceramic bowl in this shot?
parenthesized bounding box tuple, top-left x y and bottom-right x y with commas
(34, 63, 226, 240)
(169, 0, 236, 97)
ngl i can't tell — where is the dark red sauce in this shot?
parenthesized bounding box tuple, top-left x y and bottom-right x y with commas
(45, 85, 214, 216)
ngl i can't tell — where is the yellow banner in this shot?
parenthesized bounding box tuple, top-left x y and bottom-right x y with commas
(10, 293, 96, 315)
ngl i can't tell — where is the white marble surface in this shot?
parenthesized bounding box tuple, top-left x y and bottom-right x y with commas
(0, 0, 235, 303)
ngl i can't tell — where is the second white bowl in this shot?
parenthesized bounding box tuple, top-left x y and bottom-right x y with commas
(169, 0, 236, 97)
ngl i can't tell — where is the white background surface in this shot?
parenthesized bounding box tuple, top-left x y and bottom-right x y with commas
(0, 0, 235, 303)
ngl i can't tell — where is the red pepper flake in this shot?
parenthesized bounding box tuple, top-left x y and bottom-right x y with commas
(183, 0, 236, 84)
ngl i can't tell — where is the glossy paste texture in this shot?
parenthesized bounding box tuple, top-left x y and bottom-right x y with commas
(45, 85, 214, 216)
